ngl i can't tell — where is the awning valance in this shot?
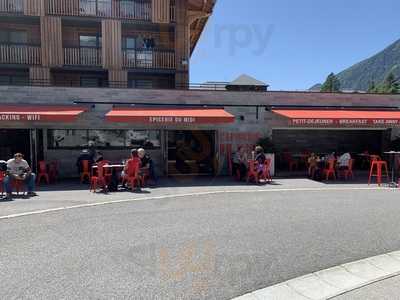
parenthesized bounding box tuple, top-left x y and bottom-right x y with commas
(106, 108, 235, 124)
(272, 109, 400, 127)
(0, 105, 86, 122)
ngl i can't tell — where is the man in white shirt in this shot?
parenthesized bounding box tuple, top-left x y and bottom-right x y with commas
(337, 152, 351, 169)
(3, 153, 36, 200)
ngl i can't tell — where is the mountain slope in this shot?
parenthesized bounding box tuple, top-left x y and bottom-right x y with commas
(336, 39, 400, 91)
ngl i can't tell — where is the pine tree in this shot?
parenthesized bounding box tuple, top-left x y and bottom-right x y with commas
(367, 81, 377, 93)
(320, 73, 341, 92)
(373, 72, 400, 94)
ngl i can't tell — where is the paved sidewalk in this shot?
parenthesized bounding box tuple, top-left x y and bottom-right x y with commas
(233, 251, 400, 300)
(331, 275, 400, 300)
(0, 177, 391, 219)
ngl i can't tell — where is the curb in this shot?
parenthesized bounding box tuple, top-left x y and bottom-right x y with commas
(232, 251, 400, 300)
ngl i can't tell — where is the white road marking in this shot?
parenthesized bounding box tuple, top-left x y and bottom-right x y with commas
(0, 186, 393, 221)
(232, 251, 400, 300)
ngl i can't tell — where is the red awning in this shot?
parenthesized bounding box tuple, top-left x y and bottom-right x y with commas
(272, 109, 400, 126)
(0, 105, 86, 122)
(106, 108, 235, 124)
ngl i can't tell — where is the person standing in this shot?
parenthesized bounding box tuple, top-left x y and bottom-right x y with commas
(4, 153, 36, 200)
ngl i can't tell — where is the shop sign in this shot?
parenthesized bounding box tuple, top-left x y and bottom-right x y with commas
(0, 113, 41, 122)
(149, 116, 197, 124)
(290, 118, 400, 127)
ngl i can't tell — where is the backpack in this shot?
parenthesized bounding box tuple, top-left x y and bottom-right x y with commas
(0, 160, 7, 172)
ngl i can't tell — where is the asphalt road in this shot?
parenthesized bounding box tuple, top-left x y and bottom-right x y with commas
(1, 189, 400, 299)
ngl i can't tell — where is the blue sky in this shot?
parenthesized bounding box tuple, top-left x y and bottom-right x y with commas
(190, 0, 400, 90)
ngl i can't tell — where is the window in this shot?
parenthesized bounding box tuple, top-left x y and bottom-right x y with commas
(128, 79, 153, 89)
(0, 30, 28, 45)
(79, 35, 101, 48)
(80, 77, 104, 87)
(125, 130, 160, 149)
(48, 130, 88, 149)
(97, 0, 111, 16)
(0, 75, 29, 86)
(80, 0, 96, 15)
(123, 37, 136, 50)
(123, 37, 137, 63)
(120, 0, 150, 19)
(47, 129, 161, 149)
(80, 0, 112, 16)
(88, 130, 125, 148)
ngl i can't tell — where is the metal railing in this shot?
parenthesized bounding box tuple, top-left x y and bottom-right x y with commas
(47, 0, 152, 21)
(0, 44, 41, 65)
(64, 47, 102, 66)
(122, 49, 175, 70)
(0, 0, 23, 13)
(0, 79, 269, 92)
(170, 3, 175, 22)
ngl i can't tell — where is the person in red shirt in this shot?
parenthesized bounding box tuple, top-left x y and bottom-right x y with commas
(123, 149, 142, 191)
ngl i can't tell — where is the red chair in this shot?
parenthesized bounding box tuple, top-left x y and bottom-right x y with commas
(90, 161, 108, 192)
(0, 171, 5, 196)
(102, 160, 112, 185)
(247, 160, 259, 184)
(283, 152, 298, 172)
(36, 161, 49, 185)
(0, 173, 26, 196)
(80, 160, 91, 183)
(369, 159, 389, 186)
(48, 161, 59, 183)
(343, 159, 355, 180)
(12, 178, 25, 196)
(260, 159, 272, 183)
(123, 158, 142, 191)
(323, 159, 336, 180)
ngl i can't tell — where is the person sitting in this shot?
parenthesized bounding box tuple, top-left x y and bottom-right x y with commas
(3, 153, 36, 200)
(123, 149, 142, 191)
(76, 149, 94, 175)
(138, 148, 157, 185)
(255, 146, 266, 175)
(337, 151, 351, 170)
(233, 146, 248, 180)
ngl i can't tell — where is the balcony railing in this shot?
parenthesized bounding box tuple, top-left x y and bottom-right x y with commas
(47, 0, 151, 21)
(64, 47, 102, 67)
(0, 0, 23, 13)
(170, 3, 175, 22)
(0, 44, 41, 65)
(123, 49, 175, 70)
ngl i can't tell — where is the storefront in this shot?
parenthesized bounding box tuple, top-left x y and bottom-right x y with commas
(105, 107, 235, 176)
(0, 105, 237, 178)
(3, 88, 400, 179)
(269, 108, 399, 171)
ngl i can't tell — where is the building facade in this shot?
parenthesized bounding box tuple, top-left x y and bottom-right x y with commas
(0, 0, 215, 88)
(1, 0, 400, 178)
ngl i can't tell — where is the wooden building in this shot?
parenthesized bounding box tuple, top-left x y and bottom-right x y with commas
(0, 0, 215, 88)
(2, 0, 400, 179)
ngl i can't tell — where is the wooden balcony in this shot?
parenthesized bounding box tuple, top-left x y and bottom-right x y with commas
(64, 47, 102, 67)
(0, 0, 23, 14)
(0, 44, 41, 65)
(47, 0, 151, 21)
(123, 49, 175, 70)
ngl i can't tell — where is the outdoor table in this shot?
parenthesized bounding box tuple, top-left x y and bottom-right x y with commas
(92, 164, 125, 169)
(383, 151, 400, 187)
